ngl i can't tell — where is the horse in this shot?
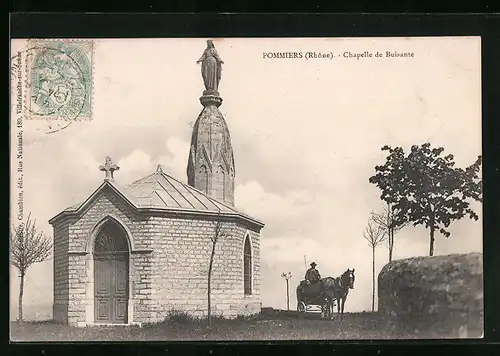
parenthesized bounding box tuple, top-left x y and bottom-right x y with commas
(321, 269, 356, 319)
(320, 277, 339, 319)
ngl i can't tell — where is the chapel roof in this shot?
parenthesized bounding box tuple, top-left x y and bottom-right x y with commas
(48, 165, 263, 229)
(123, 166, 238, 213)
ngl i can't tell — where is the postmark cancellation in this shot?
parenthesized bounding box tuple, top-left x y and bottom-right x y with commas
(24, 39, 94, 121)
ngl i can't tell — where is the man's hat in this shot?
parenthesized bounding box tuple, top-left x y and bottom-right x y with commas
(310, 262, 317, 267)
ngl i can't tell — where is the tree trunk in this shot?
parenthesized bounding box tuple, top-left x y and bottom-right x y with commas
(207, 241, 216, 327)
(429, 226, 435, 257)
(371, 248, 375, 312)
(387, 203, 394, 263)
(388, 227, 394, 263)
(286, 280, 290, 311)
(18, 272, 25, 323)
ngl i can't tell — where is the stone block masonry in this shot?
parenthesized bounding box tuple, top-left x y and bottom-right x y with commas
(150, 217, 261, 321)
(52, 187, 262, 326)
(378, 253, 483, 338)
(53, 222, 69, 324)
(53, 188, 154, 325)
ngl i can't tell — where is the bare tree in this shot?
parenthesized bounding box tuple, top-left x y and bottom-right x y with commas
(363, 218, 387, 312)
(207, 211, 229, 327)
(371, 203, 408, 263)
(281, 272, 292, 311)
(11, 213, 53, 323)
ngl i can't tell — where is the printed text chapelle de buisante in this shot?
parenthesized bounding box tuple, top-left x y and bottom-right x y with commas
(262, 51, 415, 60)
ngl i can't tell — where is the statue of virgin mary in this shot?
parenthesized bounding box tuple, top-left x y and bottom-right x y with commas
(196, 40, 224, 94)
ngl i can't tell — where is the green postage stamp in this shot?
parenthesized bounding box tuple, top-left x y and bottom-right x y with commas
(25, 39, 94, 121)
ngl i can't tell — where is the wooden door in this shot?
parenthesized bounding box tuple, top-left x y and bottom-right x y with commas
(113, 255, 128, 322)
(93, 222, 130, 324)
(94, 253, 128, 324)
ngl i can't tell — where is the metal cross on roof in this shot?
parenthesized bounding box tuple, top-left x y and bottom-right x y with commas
(99, 156, 120, 181)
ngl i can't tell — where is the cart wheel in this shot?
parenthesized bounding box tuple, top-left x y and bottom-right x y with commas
(297, 301, 306, 317)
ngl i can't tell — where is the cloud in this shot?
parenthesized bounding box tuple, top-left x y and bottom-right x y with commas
(117, 149, 155, 182)
(235, 181, 312, 220)
(115, 137, 191, 184)
(160, 137, 191, 179)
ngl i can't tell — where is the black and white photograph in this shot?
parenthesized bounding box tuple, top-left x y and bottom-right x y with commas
(10, 37, 483, 341)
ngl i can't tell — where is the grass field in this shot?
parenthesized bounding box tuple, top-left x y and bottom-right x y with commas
(10, 309, 483, 342)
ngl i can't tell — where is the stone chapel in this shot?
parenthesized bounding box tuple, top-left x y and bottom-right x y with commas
(49, 40, 264, 326)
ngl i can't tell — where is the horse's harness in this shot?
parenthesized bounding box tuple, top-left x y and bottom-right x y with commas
(327, 274, 350, 301)
(337, 274, 349, 296)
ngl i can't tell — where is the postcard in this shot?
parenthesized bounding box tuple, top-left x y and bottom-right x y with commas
(10, 37, 483, 341)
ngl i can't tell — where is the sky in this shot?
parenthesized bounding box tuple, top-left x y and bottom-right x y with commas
(10, 37, 482, 320)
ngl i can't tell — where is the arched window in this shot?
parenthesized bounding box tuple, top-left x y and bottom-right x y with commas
(94, 222, 129, 254)
(243, 235, 252, 295)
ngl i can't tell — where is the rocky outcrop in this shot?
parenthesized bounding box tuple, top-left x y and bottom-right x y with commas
(378, 253, 483, 338)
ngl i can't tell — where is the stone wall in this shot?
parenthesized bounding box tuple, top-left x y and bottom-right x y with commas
(149, 216, 261, 321)
(378, 253, 483, 338)
(54, 187, 152, 326)
(68, 187, 151, 252)
(52, 186, 261, 326)
(52, 222, 69, 324)
(67, 253, 87, 325)
(130, 253, 154, 322)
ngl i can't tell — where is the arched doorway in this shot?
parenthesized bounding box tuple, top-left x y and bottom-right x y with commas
(93, 221, 129, 324)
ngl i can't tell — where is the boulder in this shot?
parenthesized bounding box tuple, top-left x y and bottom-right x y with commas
(378, 252, 483, 338)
